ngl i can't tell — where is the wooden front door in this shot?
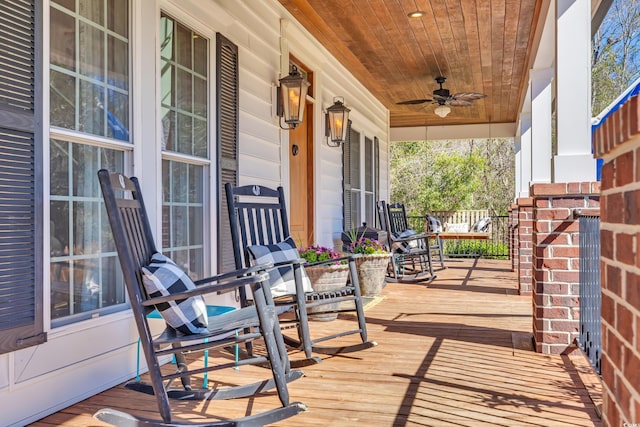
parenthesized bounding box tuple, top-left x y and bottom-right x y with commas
(288, 101, 314, 248)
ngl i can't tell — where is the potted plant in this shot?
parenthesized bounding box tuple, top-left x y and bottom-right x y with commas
(347, 235, 391, 296)
(298, 245, 349, 321)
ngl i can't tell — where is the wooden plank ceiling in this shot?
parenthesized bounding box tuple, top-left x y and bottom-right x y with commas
(278, 0, 542, 128)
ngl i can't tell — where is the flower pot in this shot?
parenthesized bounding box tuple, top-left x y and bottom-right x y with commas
(355, 253, 391, 296)
(305, 264, 350, 321)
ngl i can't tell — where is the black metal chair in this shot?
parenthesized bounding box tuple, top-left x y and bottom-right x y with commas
(377, 201, 438, 282)
(225, 183, 376, 362)
(94, 169, 306, 427)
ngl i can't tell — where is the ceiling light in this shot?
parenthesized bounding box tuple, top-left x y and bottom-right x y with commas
(434, 105, 451, 118)
(407, 10, 426, 18)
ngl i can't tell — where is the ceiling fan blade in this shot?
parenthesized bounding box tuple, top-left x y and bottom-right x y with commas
(448, 99, 473, 107)
(396, 98, 434, 105)
(451, 92, 487, 101)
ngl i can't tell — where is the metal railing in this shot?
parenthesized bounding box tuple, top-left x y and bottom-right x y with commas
(407, 215, 510, 259)
(576, 212, 602, 375)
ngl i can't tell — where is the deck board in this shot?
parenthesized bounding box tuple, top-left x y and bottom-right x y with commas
(28, 259, 602, 427)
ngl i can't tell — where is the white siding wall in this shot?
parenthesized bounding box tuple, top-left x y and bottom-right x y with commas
(0, 0, 389, 425)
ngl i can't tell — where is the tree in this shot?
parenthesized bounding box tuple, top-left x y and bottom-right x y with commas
(592, 0, 640, 115)
(390, 138, 514, 217)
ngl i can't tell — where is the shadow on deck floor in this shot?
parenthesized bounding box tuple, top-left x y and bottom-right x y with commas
(29, 258, 602, 427)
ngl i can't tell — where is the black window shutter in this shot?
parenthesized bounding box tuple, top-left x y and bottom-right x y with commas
(0, 0, 45, 354)
(216, 33, 238, 273)
(342, 120, 352, 231)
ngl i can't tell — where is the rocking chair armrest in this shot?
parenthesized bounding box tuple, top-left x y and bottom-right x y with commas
(194, 262, 275, 285)
(142, 271, 270, 307)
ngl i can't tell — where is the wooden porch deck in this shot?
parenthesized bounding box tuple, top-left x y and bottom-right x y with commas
(29, 259, 602, 427)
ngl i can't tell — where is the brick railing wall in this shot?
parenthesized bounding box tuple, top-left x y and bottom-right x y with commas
(530, 182, 600, 354)
(516, 198, 534, 295)
(593, 92, 640, 426)
(509, 203, 519, 273)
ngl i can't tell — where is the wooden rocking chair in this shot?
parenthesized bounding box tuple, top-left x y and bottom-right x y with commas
(377, 201, 438, 283)
(225, 183, 376, 363)
(94, 170, 306, 427)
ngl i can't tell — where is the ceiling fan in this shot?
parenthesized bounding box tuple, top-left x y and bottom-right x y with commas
(397, 76, 486, 117)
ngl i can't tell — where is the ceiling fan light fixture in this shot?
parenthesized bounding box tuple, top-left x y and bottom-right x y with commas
(434, 105, 451, 118)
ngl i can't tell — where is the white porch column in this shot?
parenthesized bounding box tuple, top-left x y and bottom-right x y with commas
(519, 113, 533, 197)
(554, 0, 596, 181)
(514, 134, 522, 200)
(530, 69, 553, 184)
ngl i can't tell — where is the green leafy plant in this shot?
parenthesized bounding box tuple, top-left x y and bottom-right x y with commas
(298, 245, 344, 264)
(348, 237, 388, 255)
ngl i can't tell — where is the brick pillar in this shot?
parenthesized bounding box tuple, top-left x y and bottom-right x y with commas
(593, 93, 640, 426)
(516, 197, 534, 295)
(509, 203, 519, 272)
(531, 182, 600, 354)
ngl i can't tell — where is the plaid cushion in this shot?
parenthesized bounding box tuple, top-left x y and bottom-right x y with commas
(247, 237, 313, 297)
(392, 229, 419, 253)
(141, 253, 208, 335)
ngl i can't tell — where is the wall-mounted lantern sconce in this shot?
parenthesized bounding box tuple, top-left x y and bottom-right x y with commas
(277, 65, 310, 130)
(325, 97, 350, 147)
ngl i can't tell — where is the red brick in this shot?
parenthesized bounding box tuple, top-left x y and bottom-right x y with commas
(567, 182, 581, 193)
(552, 197, 588, 208)
(606, 328, 624, 368)
(531, 183, 568, 196)
(624, 351, 640, 396)
(550, 271, 580, 283)
(536, 208, 570, 220)
(517, 197, 534, 207)
(537, 258, 569, 270)
(538, 331, 570, 344)
(637, 146, 640, 182)
(570, 258, 580, 270)
(625, 272, 639, 310)
(535, 282, 569, 294)
(586, 196, 600, 207)
(631, 94, 640, 136)
(601, 229, 614, 259)
(549, 320, 579, 332)
(549, 295, 579, 306)
(614, 372, 634, 421)
(536, 307, 569, 319)
(617, 303, 634, 345)
(607, 265, 622, 297)
(552, 246, 579, 258)
(601, 292, 616, 325)
(605, 192, 625, 224)
(550, 220, 580, 232)
(616, 150, 635, 186)
(536, 233, 571, 245)
(624, 189, 640, 224)
(601, 162, 614, 191)
(616, 233, 635, 266)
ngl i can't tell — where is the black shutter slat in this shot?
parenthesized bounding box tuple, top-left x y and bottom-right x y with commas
(216, 33, 238, 273)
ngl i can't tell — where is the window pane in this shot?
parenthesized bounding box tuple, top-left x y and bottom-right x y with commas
(50, 1, 130, 141)
(50, 8, 76, 71)
(351, 136, 361, 188)
(108, 35, 129, 90)
(107, 0, 128, 37)
(50, 71, 76, 129)
(162, 160, 205, 280)
(79, 0, 104, 25)
(50, 142, 125, 322)
(160, 13, 207, 158)
(365, 137, 373, 192)
(78, 22, 105, 80)
(52, 0, 75, 11)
